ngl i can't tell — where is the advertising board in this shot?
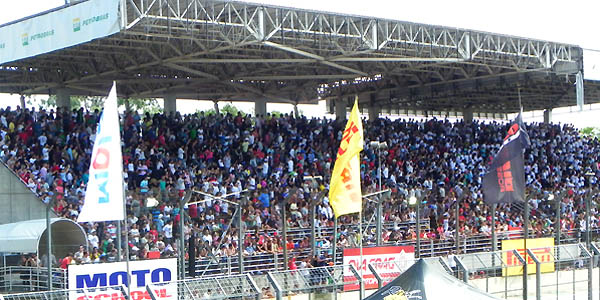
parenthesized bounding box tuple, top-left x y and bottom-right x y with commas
(68, 258, 178, 300)
(343, 245, 414, 291)
(502, 237, 555, 276)
(0, 0, 121, 65)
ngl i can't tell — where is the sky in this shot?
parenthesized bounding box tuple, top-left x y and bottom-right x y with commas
(0, 0, 599, 126)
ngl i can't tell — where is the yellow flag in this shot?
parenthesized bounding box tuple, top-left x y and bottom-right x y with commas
(329, 97, 364, 218)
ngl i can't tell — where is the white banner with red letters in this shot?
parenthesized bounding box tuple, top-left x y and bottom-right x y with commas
(343, 245, 414, 291)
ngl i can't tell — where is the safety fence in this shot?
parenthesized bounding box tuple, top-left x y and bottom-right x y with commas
(0, 285, 126, 300)
(0, 267, 66, 292)
(146, 274, 261, 300)
(3, 243, 600, 300)
(266, 264, 361, 300)
(188, 227, 593, 277)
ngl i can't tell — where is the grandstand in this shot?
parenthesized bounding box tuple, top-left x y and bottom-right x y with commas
(0, 0, 599, 299)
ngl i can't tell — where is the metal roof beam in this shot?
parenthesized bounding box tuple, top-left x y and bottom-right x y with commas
(263, 41, 368, 77)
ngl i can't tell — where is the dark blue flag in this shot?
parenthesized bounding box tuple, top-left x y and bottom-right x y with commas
(482, 112, 530, 204)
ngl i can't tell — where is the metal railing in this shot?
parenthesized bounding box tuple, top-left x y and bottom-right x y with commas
(146, 273, 260, 300)
(0, 285, 127, 300)
(185, 227, 600, 277)
(0, 266, 66, 292)
(267, 264, 362, 300)
(3, 243, 600, 300)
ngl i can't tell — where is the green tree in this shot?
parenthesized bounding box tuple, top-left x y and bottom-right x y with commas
(119, 98, 162, 114)
(73, 96, 104, 111)
(271, 110, 282, 118)
(197, 108, 217, 116)
(581, 127, 600, 140)
(221, 103, 246, 116)
(26, 95, 161, 114)
(197, 103, 246, 117)
(27, 95, 56, 110)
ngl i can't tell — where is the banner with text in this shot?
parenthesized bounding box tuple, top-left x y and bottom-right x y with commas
(343, 245, 414, 291)
(0, 0, 121, 64)
(502, 237, 555, 276)
(68, 258, 178, 300)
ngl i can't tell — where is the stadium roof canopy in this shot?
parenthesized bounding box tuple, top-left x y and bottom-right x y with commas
(0, 0, 599, 116)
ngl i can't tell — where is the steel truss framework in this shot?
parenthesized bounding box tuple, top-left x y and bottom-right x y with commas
(0, 0, 598, 114)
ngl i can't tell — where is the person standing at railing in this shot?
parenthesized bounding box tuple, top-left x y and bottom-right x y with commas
(40, 252, 57, 269)
(20, 254, 40, 290)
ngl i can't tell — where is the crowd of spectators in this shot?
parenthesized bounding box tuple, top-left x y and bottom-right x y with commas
(0, 104, 599, 267)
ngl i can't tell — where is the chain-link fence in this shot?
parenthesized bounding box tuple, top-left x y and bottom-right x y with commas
(146, 274, 260, 300)
(3, 243, 600, 300)
(266, 264, 361, 300)
(526, 243, 593, 300)
(454, 249, 526, 299)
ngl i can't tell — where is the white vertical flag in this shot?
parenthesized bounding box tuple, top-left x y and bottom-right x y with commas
(78, 82, 124, 222)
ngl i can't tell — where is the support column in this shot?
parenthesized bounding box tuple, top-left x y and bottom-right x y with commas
(368, 107, 380, 121)
(369, 94, 381, 121)
(254, 98, 267, 117)
(164, 93, 177, 115)
(293, 103, 300, 118)
(463, 107, 473, 124)
(335, 97, 347, 120)
(543, 109, 552, 124)
(124, 98, 131, 112)
(19, 95, 26, 109)
(56, 89, 71, 111)
(213, 101, 220, 116)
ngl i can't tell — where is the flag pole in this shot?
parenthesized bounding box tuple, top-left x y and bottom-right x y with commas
(123, 188, 131, 299)
(119, 86, 131, 299)
(518, 86, 528, 291)
(359, 210, 364, 297)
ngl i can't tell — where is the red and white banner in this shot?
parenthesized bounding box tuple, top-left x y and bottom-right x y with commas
(343, 245, 414, 291)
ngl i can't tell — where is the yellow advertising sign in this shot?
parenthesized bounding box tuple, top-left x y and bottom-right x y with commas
(502, 237, 555, 276)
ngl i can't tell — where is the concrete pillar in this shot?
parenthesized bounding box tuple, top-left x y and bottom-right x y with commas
(368, 93, 380, 121)
(254, 98, 267, 117)
(543, 109, 552, 124)
(368, 105, 380, 121)
(293, 104, 300, 118)
(19, 95, 26, 109)
(213, 101, 220, 115)
(123, 98, 131, 112)
(463, 107, 473, 124)
(164, 93, 177, 115)
(56, 89, 71, 111)
(335, 97, 347, 120)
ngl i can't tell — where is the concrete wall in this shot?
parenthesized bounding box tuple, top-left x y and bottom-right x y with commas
(0, 163, 56, 225)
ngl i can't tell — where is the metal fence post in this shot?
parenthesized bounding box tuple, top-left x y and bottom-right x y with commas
(267, 272, 282, 300)
(454, 256, 468, 283)
(437, 257, 453, 274)
(246, 273, 262, 300)
(416, 200, 421, 258)
(368, 264, 383, 289)
(580, 245, 594, 300)
(349, 264, 363, 300)
(510, 249, 527, 300)
(590, 244, 600, 300)
(526, 249, 541, 300)
(333, 216, 338, 265)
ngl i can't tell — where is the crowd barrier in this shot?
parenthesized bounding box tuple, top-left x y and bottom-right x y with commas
(2, 242, 599, 300)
